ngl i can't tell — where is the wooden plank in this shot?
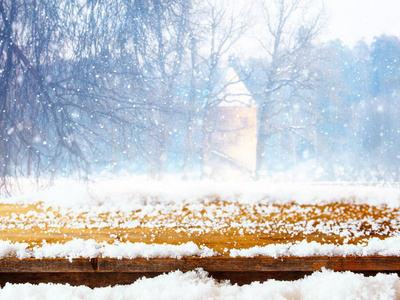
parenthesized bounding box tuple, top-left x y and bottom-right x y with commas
(1, 256, 400, 273)
(0, 272, 162, 288)
(96, 256, 400, 272)
(1, 269, 400, 288)
(1, 203, 399, 255)
(0, 258, 94, 273)
(1, 257, 400, 287)
(0, 272, 314, 287)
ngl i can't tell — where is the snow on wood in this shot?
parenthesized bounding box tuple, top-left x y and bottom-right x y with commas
(1, 237, 400, 260)
(0, 176, 400, 288)
(0, 178, 399, 259)
(0, 240, 216, 261)
(229, 237, 400, 258)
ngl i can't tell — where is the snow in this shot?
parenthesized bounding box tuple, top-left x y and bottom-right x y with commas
(0, 241, 29, 260)
(1, 237, 400, 260)
(4, 177, 400, 212)
(0, 240, 216, 261)
(0, 268, 399, 300)
(230, 236, 400, 258)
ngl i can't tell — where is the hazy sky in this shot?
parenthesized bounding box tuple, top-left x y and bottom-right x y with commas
(323, 0, 400, 45)
(229, 0, 400, 57)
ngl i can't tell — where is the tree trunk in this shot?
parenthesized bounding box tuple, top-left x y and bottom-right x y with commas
(255, 104, 269, 180)
(183, 36, 197, 180)
(255, 133, 267, 180)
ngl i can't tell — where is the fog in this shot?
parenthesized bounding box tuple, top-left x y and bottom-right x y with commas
(1, 0, 399, 193)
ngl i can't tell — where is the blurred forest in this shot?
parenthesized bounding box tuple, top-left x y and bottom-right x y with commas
(1, 0, 400, 192)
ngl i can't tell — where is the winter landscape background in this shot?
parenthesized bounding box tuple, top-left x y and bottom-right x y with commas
(1, 0, 400, 194)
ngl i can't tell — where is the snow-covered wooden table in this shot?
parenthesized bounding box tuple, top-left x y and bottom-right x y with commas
(1, 196, 400, 287)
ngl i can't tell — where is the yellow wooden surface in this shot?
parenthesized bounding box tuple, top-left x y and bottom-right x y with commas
(0, 202, 399, 256)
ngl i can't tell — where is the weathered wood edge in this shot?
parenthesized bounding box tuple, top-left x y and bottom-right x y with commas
(1, 256, 399, 273)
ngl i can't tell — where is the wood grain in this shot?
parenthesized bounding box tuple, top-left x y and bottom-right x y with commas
(1, 257, 400, 287)
(0, 202, 399, 255)
(0, 271, 315, 287)
(1, 256, 400, 273)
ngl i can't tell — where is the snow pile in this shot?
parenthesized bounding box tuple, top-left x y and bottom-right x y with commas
(3, 177, 400, 212)
(0, 240, 217, 261)
(230, 236, 400, 258)
(0, 240, 30, 259)
(101, 241, 216, 259)
(0, 268, 399, 300)
(1, 238, 400, 260)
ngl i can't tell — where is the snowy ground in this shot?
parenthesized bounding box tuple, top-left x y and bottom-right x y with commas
(6, 177, 400, 210)
(0, 268, 399, 300)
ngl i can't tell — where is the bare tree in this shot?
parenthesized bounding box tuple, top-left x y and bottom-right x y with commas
(254, 0, 325, 179)
(144, 0, 191, 179)
(0, 0, 188, 193)
(182, 0, 250, 179)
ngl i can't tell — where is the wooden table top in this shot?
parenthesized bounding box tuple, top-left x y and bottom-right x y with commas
(0, 201, 399, 255)
(1, 201, 400, 286)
